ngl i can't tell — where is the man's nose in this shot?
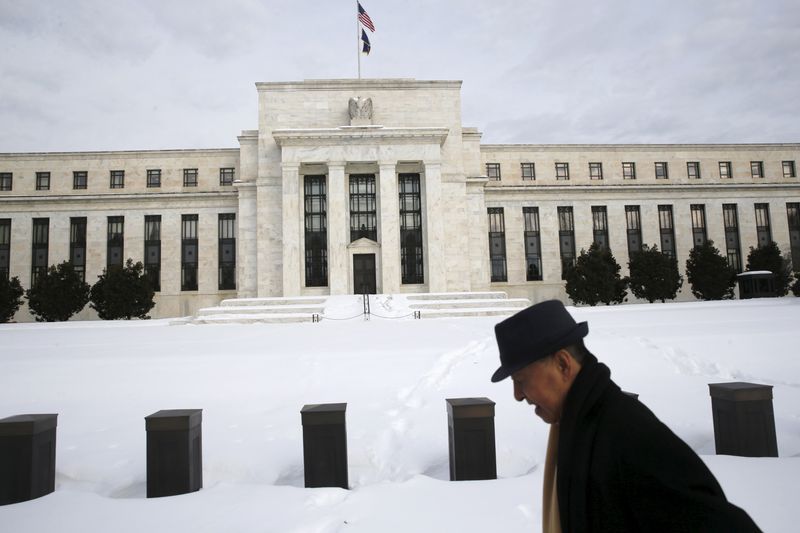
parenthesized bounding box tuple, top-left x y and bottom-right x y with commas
(513, 382, 525, 402)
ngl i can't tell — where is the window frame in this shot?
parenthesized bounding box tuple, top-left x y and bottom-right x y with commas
(782, 161, 796, 178)
(555, 162, 570, 181)
(589, 162, 603, 181)
(718, 161, 732, 179)
(521, 163, 535, 181)
(73, 171, 88, 190)
(750, 161, 764, 179)
(622, 162, 636, 180)
(486, 163, 501, 181)
(219, 168, 235, 186)
(687, 162, 701, 180)
(110, 170, 125, 189)
(36, 172, 50, 191)
(146, 169, 162, 188)
(654, 162, 668, 180)
(0, 172, 11, 191)
(183, 168, 198, 187)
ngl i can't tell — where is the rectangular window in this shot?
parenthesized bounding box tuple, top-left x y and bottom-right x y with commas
(754, 203, 771, 248)
(521, 163, 535, 181)
(0, 172, 11, 191)
(523, 207, 542, 281)
(110, 170, 124, 189)
(625, 205, 642, 258)
(589, 162, 603, 180)
(783, 161, 797, 178)
(399, 173, 424, 284)
(69, 217, 87, 281)
(0, 219, 10, 280)
(622, 162, 636, 180)
(349, 174, 377, 242)
(73, 171, 87, 190)
(655, 162, 668, 180)
(181, 214, 199, 291)
(218, 213, 236, 290)
(31, 218, 49, 286)
(183, 168, 198, 187)
(36, 172, 50, 191)
(787, 203, 800, 270)
(304, 175, 328, 287)
(488, 208, 507, 282)
(220, 168, 235, 186)
(591, 206, 609, 250)
(658, 205, 676, 260)
(147, 169, 161, 188)
(107, 216, 124, 269)
(687, 162, 700, 179)
(557, 206, 575, 279)
(750, 161, 764, 179)
(719, 161, 732, 179)
(690, 204, 707, 248)
(723, 204, 742, 272)
(144, 215, 161, 291)
(486, 163, 501, 181)
(555, 162, 570, 181)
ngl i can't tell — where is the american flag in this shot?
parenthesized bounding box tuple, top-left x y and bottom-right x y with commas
(358, 2, 375, 32)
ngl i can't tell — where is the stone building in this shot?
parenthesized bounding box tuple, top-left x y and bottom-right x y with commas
(1, 78, 799, 320)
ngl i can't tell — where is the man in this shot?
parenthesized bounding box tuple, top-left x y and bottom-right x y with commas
(491, 300, 760, 532)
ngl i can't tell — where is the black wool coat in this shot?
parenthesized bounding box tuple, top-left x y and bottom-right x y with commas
(556, 355, 762, 532)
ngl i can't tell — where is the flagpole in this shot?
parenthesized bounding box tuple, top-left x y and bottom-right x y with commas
(356, 0, 361, 79)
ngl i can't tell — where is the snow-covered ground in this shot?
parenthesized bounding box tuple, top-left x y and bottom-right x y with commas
(1, 297, 798, 532)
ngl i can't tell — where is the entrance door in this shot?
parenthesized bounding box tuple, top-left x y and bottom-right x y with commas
(353, 254, 377, 294)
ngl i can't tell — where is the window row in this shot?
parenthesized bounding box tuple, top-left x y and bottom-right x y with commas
(0, 168, 236, 192)
(0, 215, 236, 292)
(484, 160, 798, 182)
(485, 202, 800, 283)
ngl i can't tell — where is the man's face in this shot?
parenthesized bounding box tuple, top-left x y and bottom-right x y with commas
(511, 352, 573, 424)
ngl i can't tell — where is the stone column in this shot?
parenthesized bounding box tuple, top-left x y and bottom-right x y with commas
(282, 163, 302, 296)
(379, 161, 400, 294)
(424, 161, 447, 292)
(327, 162, 348, 295)
(235, 181, 257, 298)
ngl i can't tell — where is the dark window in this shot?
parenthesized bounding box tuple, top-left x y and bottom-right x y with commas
(147, 169, 161, 188)
(690, 204, 707, 248)
(723, 204, 742, 272)
(521, 163, 535, 181)
(107, 216, 124, 269)
(557, 206, 575, 279)
(0, 172, 11, 191)
(486, 163, 501, 181)
(719, 162, 732, 179)
(750, 161, 764, 179)
(144, 215, 161, 291)
(655, 162, 668, 180)
(181, 214, 198, 290)
(183, 168, 198, 187)
(349, 174, 377, 242)
(219, 213, 236, 290)
(658, 205, 676, 260)
(304, 175, 328, 287)
(625, 205, 642, 257)
(0, 219, 10, 280)
(589, 162, 603, 180)
(523, 207, 542, 281)
(110, 170, 124, 189)
(687, 162, 700, 179)
(73, 171, 87, 190)
(783, 161, 796, 178)
(36, 172, 50, 191)
(70, 217, 87, 282)
(555, 162, 570, 181)
(220, 168, 235, 186)
(399, 173, 424, 284)
(754, 203, 771, 248)
(591, 206, 609, 250)
(622, 162, 636, 180)
(31, 218, 49, 286)
(787, 203, 800, 270)
(488, 208, 507, 282)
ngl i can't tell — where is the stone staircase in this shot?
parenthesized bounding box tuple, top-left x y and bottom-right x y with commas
(179, 296, 327, 325)
(406, 292, 530, 319)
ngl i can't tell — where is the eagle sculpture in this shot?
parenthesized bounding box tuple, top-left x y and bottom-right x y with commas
(348, 97, 373, 120)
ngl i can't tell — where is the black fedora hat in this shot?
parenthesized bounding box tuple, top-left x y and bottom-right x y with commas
(491, 300, 588, 382)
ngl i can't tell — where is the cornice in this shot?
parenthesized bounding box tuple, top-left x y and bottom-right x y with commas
(0, 191, 238, 205)
(484, 182, 800, 194)
(272, 126, 449, 147)
(481, 143, 800, 153)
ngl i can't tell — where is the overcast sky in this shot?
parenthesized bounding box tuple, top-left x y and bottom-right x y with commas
(1, 0, 798, 153)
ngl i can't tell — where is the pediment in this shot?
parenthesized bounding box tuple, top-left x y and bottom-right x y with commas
(347, 237, 380, 250)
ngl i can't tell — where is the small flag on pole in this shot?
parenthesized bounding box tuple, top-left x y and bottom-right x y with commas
(361, 29, 371, 55)
(358, 2, 375, 32)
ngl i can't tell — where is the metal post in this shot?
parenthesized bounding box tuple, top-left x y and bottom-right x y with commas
(301, 403, 349, 489)
(145, 409, 203, 498)
(446, 398, 497, 481)
(0, 414, 58, 505)
(708, 382, 778, 457)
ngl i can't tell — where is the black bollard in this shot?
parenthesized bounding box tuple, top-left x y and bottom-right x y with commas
(145, 409, 203, 498)
(0, 414, 58, 506)
(301, 403, 348, 489)
(708, 382, 778, 457)
(446, 398, 497, 481)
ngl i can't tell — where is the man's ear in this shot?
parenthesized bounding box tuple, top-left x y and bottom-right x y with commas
(553, 349, 574, 378)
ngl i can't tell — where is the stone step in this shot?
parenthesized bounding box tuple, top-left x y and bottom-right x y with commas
(191, 313, 318, 324)
(219, 296, 327, 307)
(405, 291, 509, 301)
(419, 307, 528, 319)
(409, 298, 530, 310)
(197, 304, 324, 316)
